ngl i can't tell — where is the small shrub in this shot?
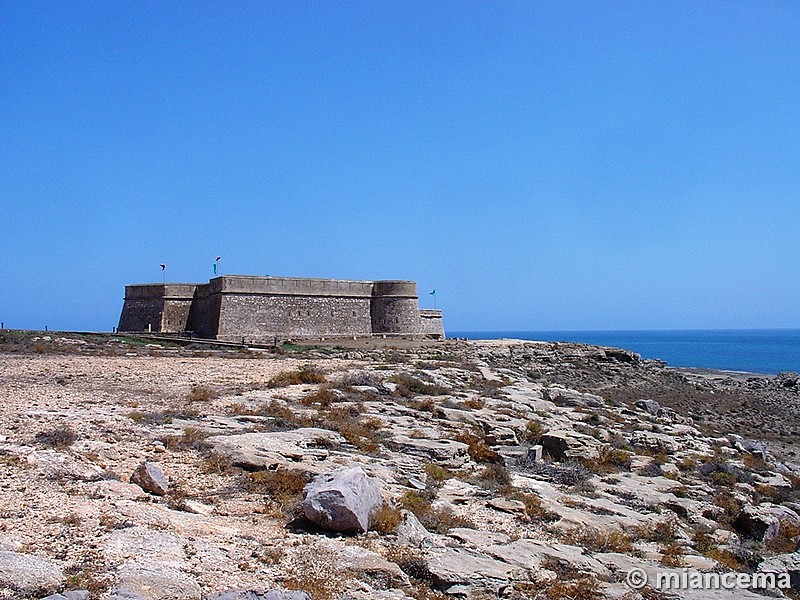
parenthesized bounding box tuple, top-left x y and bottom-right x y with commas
(634, 519, 679, 543)
(371, 502, 403, 534)
(300, 388, 339, 408)
(561, 525, 633, 554)
(389, 373, 451, 397)
(472, 463, 512, 489)
(187, 383, 218, 402)
(765, 518, 800, 553)
(34, 426, 77, 449)
(522, 419, 546, 444)
(268, 366, 326, 388)
(398, 490, 474, 533)
(250, 468, 310, 509)
(660, 542, 685, 567)
(454, 432, 502, 464)
(463, 397, 486, 410)
(424, 463, 454, 484)
(713, 492, 743, 527)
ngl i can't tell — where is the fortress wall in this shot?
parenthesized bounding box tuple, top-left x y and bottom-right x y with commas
(418, 309, 445, 338)
(216, 293, 372, 341)
(211, 275, 374, 297)
(118, 284, 197, 333)
(186, 284, 220, 338)
(118, 276, 441, 340)
(370, 281, 421, 334)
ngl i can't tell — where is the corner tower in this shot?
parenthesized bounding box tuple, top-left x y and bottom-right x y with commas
(370, 280, 422, 335)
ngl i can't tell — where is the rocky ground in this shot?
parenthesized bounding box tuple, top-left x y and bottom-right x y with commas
(1, 332, 800, 599)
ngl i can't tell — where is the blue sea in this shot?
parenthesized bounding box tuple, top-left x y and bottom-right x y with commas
(448, 330, 800, 375)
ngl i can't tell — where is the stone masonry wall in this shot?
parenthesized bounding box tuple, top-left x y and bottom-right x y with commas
(216, 294, 372, 342)
(418, 310, 444, 338)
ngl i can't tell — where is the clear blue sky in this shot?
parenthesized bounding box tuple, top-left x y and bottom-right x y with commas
(2, 1, 799, 332)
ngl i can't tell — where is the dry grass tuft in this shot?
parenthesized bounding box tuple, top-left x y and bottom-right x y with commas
(472, 463, 512, 489)
(454, 431, 502, 464)
(187, 383, 218, 402)
(660, 542, 686, 567)
(280, 543, 351, 600)
(371, 502, 403, 534)
(300, 388, 339, 408)
(249, 468, 310, 509)
(765, 518, 800, 553)
(561, 525, 633, 553)
(389, 373, 451, 397)
(580, 446, 633, 473)
(268, 366, 326, 388)
(34, 426, 78, 449)
(522, 419, 546, 444)
(399, 490, 475, 533)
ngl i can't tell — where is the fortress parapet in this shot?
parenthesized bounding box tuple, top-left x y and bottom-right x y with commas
(118, 275, 444, 341)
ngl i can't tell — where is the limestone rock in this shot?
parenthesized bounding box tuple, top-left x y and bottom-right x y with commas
(396, 510, 436, 548)
(541, 430, 600, 461)
(484, 539, 610, 577)
(0, 550, 63, 596)
(130, 462, 169, 496)
(302, 466, 382, 533)
(207, 429, 345, 471)
(729, 434, 768, 461)
(391, 436, 469, 464)
(543, 386, 604, 408)
(758, 552, 800, 589)
(41, 592, 90, 600)
(427, 547, 521, 590)
(114, 562, 201, 599)
(635, 398, 664, 415)
(734, 503, 800, 542)
(338, 545, 410, 587)
(206, 591, 310, 600)
(776, 372, 799, 388)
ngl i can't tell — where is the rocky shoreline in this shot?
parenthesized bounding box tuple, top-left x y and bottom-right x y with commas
(1, 332, 800, 599)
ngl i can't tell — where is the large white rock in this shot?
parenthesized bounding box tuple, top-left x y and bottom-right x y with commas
(302, 466, 382, 533)
(0, 550, 63, 596)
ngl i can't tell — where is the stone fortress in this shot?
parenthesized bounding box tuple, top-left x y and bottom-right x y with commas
(118, 275, 444, 342)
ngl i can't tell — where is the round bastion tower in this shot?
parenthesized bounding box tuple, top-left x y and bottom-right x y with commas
(370, 280, 421, 335)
